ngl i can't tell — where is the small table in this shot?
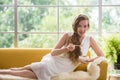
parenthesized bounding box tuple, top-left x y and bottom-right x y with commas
(108, 74, 120, 80)
(108, 70, 120, 80)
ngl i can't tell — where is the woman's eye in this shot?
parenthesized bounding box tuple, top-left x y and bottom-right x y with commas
(84, 25, 87, 28)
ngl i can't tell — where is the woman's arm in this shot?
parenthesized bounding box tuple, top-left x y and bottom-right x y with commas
(89, 36, 104, 61)
(51, 33, 69, 56)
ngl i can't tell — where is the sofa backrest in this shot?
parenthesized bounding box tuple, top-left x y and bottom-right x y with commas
(0, 48, 51, 69)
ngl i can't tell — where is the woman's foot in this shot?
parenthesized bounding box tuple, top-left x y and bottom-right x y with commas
(0, 69, 11, 74)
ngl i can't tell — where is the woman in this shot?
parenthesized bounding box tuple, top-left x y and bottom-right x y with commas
(0, 14, 104, 80)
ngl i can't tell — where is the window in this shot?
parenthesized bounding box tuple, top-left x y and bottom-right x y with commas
(0, 0, 120, 48)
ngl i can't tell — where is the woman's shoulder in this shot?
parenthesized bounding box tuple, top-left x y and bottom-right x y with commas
(83, 35, 96, 43)
(63, 32, 72, 37)
(65, 32, 72, 35)
(87, 35, 96, 41)
(85, 35, 95, 39)
(86, 35, 97, 46)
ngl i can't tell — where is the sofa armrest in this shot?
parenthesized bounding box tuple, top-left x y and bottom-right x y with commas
(74, 61, 108, 80)
(98, 61, 108, 80)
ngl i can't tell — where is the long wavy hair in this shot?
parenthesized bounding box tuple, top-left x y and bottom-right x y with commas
(68, 14, 89, 63)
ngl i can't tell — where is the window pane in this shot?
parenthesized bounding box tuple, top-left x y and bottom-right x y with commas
(0, 7, 14, 32)
(0, 34, 14, 48)
(0, 0, 13, 5)
(59, 0, 98, 5)
(18, 0, 56, 5)
(18, 34, 58, 48)
(59, 7, 99, 32)
(18, 7, 57, 32)
(102, 7, 120, 32)
(103, 0, 120, 5)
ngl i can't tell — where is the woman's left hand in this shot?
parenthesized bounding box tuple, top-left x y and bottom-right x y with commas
(87, 56, 100, 62)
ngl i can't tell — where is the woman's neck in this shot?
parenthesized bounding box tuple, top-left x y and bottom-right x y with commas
(79, 35, 85, 43)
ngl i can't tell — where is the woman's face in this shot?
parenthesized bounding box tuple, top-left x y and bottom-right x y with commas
(77, 20, 89, 37)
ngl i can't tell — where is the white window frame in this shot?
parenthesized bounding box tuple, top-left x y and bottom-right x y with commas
(0, 0, 119, 47)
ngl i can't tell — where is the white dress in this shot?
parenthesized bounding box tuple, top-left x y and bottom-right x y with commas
(30, 35, 91, 80)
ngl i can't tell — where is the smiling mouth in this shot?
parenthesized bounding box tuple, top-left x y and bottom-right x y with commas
(79, 32, 84, 34)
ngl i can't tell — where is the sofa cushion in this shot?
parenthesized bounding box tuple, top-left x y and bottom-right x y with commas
(0, 48, 51, 69)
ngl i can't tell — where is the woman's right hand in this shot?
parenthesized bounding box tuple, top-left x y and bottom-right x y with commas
(66, 43, 75, 52)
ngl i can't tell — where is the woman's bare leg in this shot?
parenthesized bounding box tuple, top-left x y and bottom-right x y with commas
(0, 65, 37, 79)
(0, 69, 37, 79)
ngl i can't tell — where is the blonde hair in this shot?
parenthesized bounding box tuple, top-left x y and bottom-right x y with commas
(68, 14, 89, 63)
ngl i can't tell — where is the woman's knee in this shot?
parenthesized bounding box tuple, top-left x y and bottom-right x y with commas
(25, 70, 37, 79)
(10, 70, 37, 79)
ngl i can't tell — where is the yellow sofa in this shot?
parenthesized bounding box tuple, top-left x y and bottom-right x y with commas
(0, 48, 108, 80)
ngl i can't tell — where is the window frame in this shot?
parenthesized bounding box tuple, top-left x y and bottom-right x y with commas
(0, 0, 119, 48)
